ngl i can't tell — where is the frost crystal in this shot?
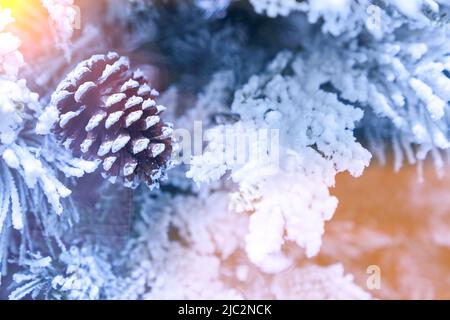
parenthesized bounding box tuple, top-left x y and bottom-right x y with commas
(9, 247, 114, 300)
(249, 0, 305, 18)
(0, 78, 95, 277)
(100, 188, 369, 299)
(40, 0, 78, 55)
(0, 8, 24, 77)
(188, 52, 371, 269)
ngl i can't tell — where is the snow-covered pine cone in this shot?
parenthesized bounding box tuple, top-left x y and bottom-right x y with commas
(50, 52, 173, 189)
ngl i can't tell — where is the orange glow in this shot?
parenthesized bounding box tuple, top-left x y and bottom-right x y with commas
(0, 0, 47, 25)
(219, 163, 450, 299)
(1, 0, 54, 60)
(319, 163, 450, 299)
(0, 0, 29, 18)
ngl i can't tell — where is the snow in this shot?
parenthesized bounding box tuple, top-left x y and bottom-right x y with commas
(74, 81, 97, 103)
(144, 115, 159, 129)
(0, 79, 27, 144)
(160, 126, 173, 138)
(105, 111, 124, 129)
(59, 106, 85, 128)
(41, 0, 78, 55)
(271, 264, 371, 299)
(0, 8, 14, 31)
(409, 78, 445, 120)
(104, 190, 370, 300)
(106, 93, 127, 108)
(123, 159, 138, 176)
(97, 140, 113, 157)
(111, 133, 131, 153)
(8, 172, 23, 230)
(132, 137, 150, 155)
(99, 56, 130, 84)
(85, 111, 107, 131)
(120, 79, 139, 92)
(0, 9, 23, 76)
(0, 2, 108, 296)
(142, 98, 156, 110)
(124, 95, 143, 109)
(390, 0, 425, 19)
(249, 0, 305, 17)
(188, 51, 371, 267)
(155, 105, 166, 113)
(102, 156, 117, 171)
(2, 148, 19, 168)
(195, 0, 232, 17)
(125, 110, 143, 127)
(80, 137, 94, 153)
(137, 83, 151, 96)
(150, 143, 165, 157)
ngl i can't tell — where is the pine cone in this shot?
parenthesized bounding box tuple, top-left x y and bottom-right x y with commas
(50, 52, 173, 189)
